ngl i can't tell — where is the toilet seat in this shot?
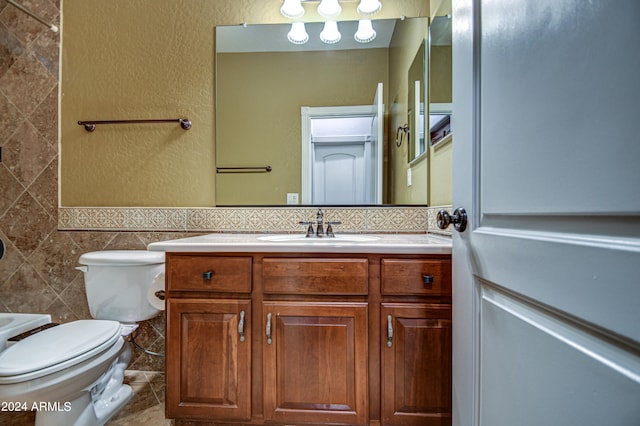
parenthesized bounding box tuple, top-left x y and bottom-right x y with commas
(0, 320, 122, 384)
(79, 250, 165, 266)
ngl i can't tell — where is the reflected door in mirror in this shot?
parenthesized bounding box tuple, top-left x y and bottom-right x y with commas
(313, 143, 367, 204)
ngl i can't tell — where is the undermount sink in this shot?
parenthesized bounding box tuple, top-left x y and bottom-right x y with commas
(257, 234, 380, 243)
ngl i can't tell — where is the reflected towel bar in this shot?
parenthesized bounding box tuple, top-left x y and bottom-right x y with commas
(217, 166, 273, 173)
(78, 118, 192, 132)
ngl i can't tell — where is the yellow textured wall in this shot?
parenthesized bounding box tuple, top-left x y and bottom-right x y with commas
(430, 45, 452, 103)
(430, 0, 451, 17)
(60, 0, 428, 207)
(429, 136, 452, 206)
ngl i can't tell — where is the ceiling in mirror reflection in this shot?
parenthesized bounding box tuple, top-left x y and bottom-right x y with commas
(216, 19, 397, 53)
(430, 15, 452, 46)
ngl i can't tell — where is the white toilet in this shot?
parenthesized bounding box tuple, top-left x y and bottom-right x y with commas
(0, 250, 165, 426)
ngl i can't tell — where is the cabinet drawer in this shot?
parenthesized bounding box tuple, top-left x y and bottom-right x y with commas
(381, 259, 451, 296)
(263, 258, 368, 295)
(168, 255, 252, 293)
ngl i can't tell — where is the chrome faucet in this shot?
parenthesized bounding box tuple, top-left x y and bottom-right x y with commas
(316, 209, 325, 237)
(298, 220, 314, 237)
(298, 209, 342, 238)
(326, 221, 337, 237)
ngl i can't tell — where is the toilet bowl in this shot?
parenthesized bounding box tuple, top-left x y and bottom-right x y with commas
(0, 250, 165, 426)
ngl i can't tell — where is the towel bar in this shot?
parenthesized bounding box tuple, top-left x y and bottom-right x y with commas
(216, 166, 272, 173)
(78, 118, 192, 132)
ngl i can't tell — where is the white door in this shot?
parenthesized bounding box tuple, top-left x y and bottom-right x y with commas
(312, 142, 366, 204)
(452, 1, 640, 426)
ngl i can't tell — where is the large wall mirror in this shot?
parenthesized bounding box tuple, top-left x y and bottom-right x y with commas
(215, 17, 429, 206)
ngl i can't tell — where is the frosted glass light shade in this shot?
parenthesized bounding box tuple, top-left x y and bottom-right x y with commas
(280, 0, 305, 19)
(288, 22, 309, 44)
(317, 0, 342, 19)
(354, 19, 376, 43)
(320, 21, 341, 44)
(357, 0, 382, 16)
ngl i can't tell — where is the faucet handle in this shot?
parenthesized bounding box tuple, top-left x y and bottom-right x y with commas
(325, 221, 341, 237)
(298, 221, 314, 237)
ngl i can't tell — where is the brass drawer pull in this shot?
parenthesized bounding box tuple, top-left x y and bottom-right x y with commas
(266, 313, 273, 345)
(202, 271, 213, 280)
(238, 310, 246, 342)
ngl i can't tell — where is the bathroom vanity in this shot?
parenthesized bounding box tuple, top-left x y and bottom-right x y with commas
(149, 234, 452, 426)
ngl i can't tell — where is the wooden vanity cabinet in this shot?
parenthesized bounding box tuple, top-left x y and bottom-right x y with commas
(381, 303, 452, 426)
(262, 301, 369, 425)
(165, 252, 451, 426)
(380, 258, 452, 426)
(261, 257, 370, 424)
(165, 255, 252, 421)
(166, 298, 251, 421)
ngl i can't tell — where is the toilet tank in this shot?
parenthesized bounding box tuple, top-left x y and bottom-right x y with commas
(78, 250, 165, 323)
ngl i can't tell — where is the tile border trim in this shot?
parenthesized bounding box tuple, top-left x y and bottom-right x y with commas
(59, 206, 452, 234)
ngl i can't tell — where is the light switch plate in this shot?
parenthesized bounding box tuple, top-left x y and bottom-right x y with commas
(407, 168, 412, 186)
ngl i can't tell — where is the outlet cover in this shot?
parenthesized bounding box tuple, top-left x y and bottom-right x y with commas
(287, 193, 299, 204)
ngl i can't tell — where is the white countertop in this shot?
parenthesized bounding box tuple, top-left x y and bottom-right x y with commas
(147, 233, 451, 255)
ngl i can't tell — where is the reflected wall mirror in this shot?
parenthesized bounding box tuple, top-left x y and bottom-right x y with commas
(407, 39, 427, 163)
(215, 17, 429, 206)
(428, 13, 452, 147)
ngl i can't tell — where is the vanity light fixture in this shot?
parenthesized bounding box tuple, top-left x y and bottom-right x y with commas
(320, 21, 341, 44)
(354, 19, 376, 43)
(281, 0, 383, 45)
(357, 0, 382, 16)
(280, 0, 305, 19)
(317, 0, 342, 19)
(288, 22, 309, 44)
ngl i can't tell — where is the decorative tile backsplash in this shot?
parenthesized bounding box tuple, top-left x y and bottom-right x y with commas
(59, 206, 452, 234)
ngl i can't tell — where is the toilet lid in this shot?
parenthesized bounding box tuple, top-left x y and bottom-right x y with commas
(79, 250, 165, 266)
(0, 320, 121, 377)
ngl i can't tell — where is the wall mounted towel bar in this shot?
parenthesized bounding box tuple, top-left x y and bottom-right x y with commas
(78, 118, 192, 132)
(6, 0, 58, 32)
(216, 166, 272, 173)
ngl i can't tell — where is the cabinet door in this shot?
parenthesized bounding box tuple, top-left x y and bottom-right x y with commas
(381, 303, 452, 426)
(263, 302, 368, 425)
(166, 299, 251, 421)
